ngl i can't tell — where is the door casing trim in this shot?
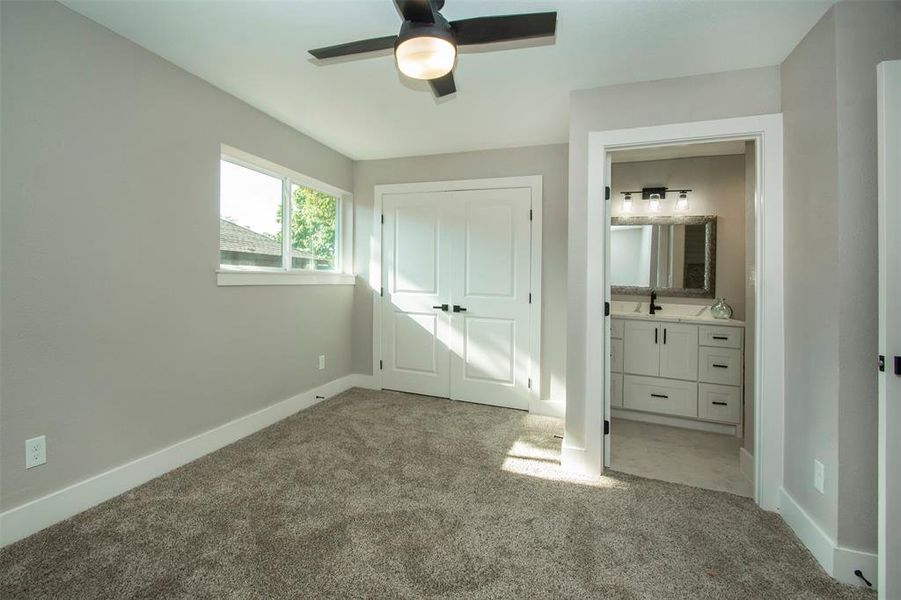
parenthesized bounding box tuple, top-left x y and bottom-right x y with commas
(371, 176, 545, 414)
(570, 114, 784, 512)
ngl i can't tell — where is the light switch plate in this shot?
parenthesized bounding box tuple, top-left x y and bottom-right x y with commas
(26, 436, 47, 469)
(318, 354, 326, 370)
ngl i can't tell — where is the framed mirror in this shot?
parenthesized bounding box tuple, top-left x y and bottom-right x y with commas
(610, 215, 716, 298)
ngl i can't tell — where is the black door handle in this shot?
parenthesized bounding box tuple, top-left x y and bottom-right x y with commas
(712, 335, 729, 340)
(650, 393, 669, 399)
(452, 305, 467, 313)
(432, 304, 449, 312)
(895, 356, 901, 376)
(654, 328, 658, 344)
(712, 401, 728, 406)
(712, 363, 729, 369)
(663, 328, 667, 344)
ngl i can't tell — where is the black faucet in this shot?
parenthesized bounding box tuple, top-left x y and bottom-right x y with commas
(649, 291, 663, 315)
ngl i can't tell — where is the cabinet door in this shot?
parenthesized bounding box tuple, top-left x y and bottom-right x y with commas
(623, 320, 660, 376)
(659, 323, 699, 381)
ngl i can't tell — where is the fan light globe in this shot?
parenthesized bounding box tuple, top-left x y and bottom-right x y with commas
(395, 36, 456, 80)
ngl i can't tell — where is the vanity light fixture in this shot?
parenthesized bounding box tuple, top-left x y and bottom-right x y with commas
(618, 187, 693, 212)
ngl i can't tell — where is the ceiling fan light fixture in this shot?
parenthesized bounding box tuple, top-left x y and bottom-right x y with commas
(395, 34, 456, 80)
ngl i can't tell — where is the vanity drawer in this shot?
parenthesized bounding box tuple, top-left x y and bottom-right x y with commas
(699, 347, 742, 386)
(699, 325, 742, 349)
(611, 319, 624, 339)
(623, 375, 697, 418)
(610, 338, 623, 373)
(698, 383, 741, 424)
(611, 373, 624, 408)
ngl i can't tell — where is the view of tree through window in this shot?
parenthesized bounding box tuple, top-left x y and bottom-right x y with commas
(281, 185, 338, 271)
(219, 156, 340, 272)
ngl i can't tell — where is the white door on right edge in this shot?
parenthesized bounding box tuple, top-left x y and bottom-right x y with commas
(877, 59, 900, 599)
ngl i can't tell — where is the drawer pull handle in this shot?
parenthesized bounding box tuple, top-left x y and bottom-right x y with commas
(712, 335, 729, 340)
(650, 393, 669, 399)
(712, 363, 729, 368)
(712, 401, 728, 406)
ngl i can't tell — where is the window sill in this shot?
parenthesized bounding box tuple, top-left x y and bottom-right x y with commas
(216, 270, 356, 287)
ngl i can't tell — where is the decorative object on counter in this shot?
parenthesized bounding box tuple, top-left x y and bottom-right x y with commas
(710, 298, 733, 320)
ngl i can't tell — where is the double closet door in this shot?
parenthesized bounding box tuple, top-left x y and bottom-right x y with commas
(381, 187, 532, 410)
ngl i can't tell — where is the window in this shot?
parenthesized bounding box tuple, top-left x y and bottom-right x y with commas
(218, 147, 349, 282)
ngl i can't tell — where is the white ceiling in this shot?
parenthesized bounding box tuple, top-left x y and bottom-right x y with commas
(63, 0, 831, 160)
(611, 140, 747, 163)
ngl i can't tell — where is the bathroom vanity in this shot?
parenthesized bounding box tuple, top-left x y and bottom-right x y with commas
(610, 302, 745, 434)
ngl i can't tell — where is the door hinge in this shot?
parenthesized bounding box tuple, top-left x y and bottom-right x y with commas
(604, 301, 610, 316)
(879, 355, 885, 372)
(381, 214, 384, 224)
(529, 209, 533, 221)
(379, 360, 383, 370)
(380, 287, 384, 297)
(528, 293, 532, 304)
(604, 420, 610, 435)
(605, 186, 611, 201)
(528, 378, 532, 389)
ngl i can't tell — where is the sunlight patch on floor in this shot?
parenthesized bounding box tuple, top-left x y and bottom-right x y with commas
(501, 438, 622, 488)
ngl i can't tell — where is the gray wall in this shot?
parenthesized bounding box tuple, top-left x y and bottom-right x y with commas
(781, 0, 901, 552)
(0, 1, 355, 510)
(566, 66, 781, 456)
(351, 145, 568, 407)
(610, 154, 747, 320)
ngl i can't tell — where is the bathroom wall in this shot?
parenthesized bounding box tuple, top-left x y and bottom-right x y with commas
(610, 154, 747, 320)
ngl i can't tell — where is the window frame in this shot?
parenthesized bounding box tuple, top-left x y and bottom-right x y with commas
(217, 145, 353, 286)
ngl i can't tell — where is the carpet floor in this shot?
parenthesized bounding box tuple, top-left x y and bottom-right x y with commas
(0, 388, 873, 599)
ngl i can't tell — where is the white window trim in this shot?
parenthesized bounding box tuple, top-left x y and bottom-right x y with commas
(217, 144, 354, 286)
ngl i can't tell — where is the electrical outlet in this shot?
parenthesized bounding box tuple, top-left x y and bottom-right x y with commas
(814, 459, 825, 494)
(25, 436, 47, 469)
(318, 354, 326, 370)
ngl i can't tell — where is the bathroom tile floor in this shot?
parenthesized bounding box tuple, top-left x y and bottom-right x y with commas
(610, 418, 753, 497)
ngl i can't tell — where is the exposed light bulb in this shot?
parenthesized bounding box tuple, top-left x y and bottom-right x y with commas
(622, 193, 633, 212)
(675, 192, 689, 211)
(648, 193, 661, 212)
(395, 35, 456, 80)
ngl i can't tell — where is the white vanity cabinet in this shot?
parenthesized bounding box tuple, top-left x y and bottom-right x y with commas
(611, 315, 744, 428)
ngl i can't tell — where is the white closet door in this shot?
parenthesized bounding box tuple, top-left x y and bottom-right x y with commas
(447, 188, 532, 410)
(381, 193, 452, 398)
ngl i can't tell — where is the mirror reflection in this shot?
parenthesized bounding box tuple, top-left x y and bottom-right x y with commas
(610, 216, 716, 297)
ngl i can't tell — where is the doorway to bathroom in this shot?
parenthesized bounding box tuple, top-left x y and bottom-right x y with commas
(605, 140, 757, 497)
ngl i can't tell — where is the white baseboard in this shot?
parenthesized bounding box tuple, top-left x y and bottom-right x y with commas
(612, 408, 737, 435)
(740, 447, 754, 484)
(0, 373, 364, 548)
(561, 442, 601, 478)
(778, 487, 877, 589)
(530, 398, 565, 419)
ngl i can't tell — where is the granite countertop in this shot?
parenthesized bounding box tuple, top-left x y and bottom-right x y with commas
(610, 301, 746, 327)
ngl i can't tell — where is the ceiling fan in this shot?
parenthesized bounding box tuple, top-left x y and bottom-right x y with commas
(308, 0, 557, 98)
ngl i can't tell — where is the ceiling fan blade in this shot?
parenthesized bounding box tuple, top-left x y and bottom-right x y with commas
(429, 72, 456, 97)
(451, 12, 557, 46)
(309, 35, 397, 60)
(394, 0, 434, 24)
